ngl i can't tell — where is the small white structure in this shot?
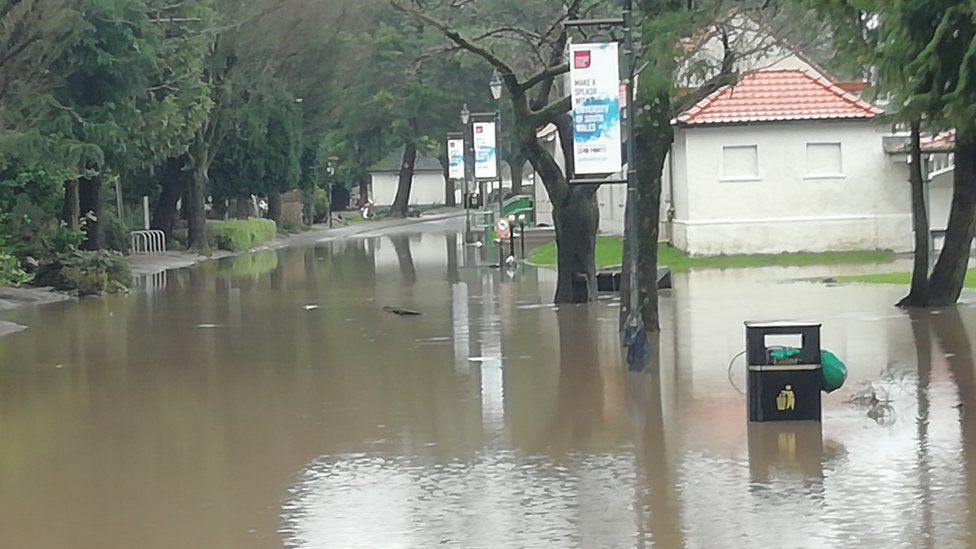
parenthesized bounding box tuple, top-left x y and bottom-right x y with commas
(369, 151, 449, 206)
(668, 69, 912, 255)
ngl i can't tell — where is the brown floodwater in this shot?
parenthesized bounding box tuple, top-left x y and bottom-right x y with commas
(1, 217, 975, 548)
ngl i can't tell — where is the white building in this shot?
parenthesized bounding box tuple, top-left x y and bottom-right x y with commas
(533, 16, 918, 255)
(668, 69, 912, 255)
(369, 151, 451, 207)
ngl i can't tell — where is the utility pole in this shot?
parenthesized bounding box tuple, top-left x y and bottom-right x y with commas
(565, 0, 647, 370)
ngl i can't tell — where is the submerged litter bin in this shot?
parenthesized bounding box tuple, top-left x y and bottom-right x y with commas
(746, 321, 823, 423)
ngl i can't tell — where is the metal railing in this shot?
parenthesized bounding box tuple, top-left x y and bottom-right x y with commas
(130, 230, 167, 255)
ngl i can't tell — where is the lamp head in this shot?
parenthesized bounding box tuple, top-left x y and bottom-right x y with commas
(489, 70, 503, 101)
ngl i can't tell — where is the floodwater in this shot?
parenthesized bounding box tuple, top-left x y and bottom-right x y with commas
(1, 217, 975, 548)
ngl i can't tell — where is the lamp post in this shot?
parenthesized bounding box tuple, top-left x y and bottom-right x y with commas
(490, 69, 506, 266)
(460, 103, 474, 242)
(326, 157, 337, 228)
(489, 69, 504, 219)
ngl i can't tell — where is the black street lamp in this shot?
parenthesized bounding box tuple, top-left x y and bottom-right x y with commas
(460, 104, 474, 241)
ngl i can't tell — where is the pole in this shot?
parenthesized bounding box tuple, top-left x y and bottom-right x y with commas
(143, 196, 150, 230)
(464, 122, 475, 242)
(622, 0, 648, 369)
(520, 221, 525, 259)
(496, 109, 503, 218)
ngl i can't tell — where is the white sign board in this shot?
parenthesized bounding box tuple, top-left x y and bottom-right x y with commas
(473, 121, 498, 180)
(570, 43, 622, 175)
(447, 138, 465, 180)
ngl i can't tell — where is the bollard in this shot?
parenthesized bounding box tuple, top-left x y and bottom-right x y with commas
(745, 321, 823, 422)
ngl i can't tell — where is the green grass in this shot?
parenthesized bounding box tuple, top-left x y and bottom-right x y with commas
(526, 235, 897, 270)
(838, 270, 976, 288)
(207, 219, 277, 252)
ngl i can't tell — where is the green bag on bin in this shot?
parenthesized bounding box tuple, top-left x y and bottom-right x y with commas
(820, 350, 847, 393)
(767, 347, 847, 393)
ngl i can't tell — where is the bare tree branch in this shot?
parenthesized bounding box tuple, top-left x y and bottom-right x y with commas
(523, 63, 569, 91)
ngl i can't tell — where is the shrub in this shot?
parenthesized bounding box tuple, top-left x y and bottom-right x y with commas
(103, 208, 144, 253)
(206, 218, 277, 252)
(312, 188, 331, 223)
(33, 250, 131, 296)
(0, 250, 30, 286)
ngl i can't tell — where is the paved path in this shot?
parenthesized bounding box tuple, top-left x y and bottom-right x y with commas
(126, 210, 467, 276)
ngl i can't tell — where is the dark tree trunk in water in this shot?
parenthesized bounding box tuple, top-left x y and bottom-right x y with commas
(266, 191, 282, 226)
(152, 156, 188, 238)
(552, 191, 599, 302)
(62, 180, 80, 230)
(899, 121, 931, 307)
(927, 133, 976, 306)
(623, 93, 674, 331)
(520, 104, 599, 304)
(78, 177, 104, 250)
(187, 166, 209, 251)
(390, 141, 417, 218)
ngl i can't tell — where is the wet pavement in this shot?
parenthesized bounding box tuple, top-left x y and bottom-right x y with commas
(1, 216, 975, 548)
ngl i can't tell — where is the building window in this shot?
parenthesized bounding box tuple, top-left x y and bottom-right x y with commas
(806, 143, 844, 178)
(721, 145, 759, 180)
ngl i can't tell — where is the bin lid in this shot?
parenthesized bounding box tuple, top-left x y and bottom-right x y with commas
(745, 320, 822, 329)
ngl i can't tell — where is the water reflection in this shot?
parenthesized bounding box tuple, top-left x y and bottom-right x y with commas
(0, 220, 975, 547)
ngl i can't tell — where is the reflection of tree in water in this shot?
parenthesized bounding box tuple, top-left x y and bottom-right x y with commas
(446, 234, 458, 284)
(389, 234, 416, 286)
(628, 333, 684, 548)
(928, 309, 976, 547)
(330, 239, 376, 287)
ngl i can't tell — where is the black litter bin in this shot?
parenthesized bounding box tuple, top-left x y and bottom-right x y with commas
(746, 321, 823, 423)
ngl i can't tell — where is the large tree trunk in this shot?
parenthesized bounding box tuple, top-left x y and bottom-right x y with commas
(508, 155, 524, 195)
(390, 141, 417, 218)
(358, 178, 369, 208)
(899, 121, 931, 307)
(552, 190, 599, 302)
(624, 93, 674, 331)
(78, 177, 104, 250)
(927, 133, 976, 306)
(152, 156, 188, 238)
(266, 190, 282, 226)
(520, 103, 598, 304)
(62, 180, 80, 230)
(439, 153, 456, 208)
(187, 165, 209, 251)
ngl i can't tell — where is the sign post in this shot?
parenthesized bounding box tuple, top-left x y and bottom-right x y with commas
(565, 3, 647, 371)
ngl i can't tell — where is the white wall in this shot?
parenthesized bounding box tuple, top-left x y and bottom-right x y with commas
(672, 121, 913, 255)
(370, 171, 446, 206)
(929, 167, 953, 233)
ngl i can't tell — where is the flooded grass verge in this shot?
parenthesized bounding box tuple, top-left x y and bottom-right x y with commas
(838, 269, 976, 288)
(527, 235, 898, 270)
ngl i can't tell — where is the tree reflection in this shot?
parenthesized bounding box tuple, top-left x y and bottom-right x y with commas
(389, 234, 416, 286)
(928, 308, 976, 547)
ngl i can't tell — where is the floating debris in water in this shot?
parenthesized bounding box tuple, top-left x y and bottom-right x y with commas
(383, 306, 422, 316)
(849, 382, 896, 426)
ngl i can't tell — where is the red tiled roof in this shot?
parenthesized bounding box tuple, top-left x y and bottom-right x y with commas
(676, 69, 882, 126)
(922, 130, 955, 152)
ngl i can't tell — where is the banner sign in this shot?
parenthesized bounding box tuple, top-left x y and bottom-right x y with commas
(570, 42, 622, 175)
(447, 138, 465, 180)
(473, 121, 498, 180)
